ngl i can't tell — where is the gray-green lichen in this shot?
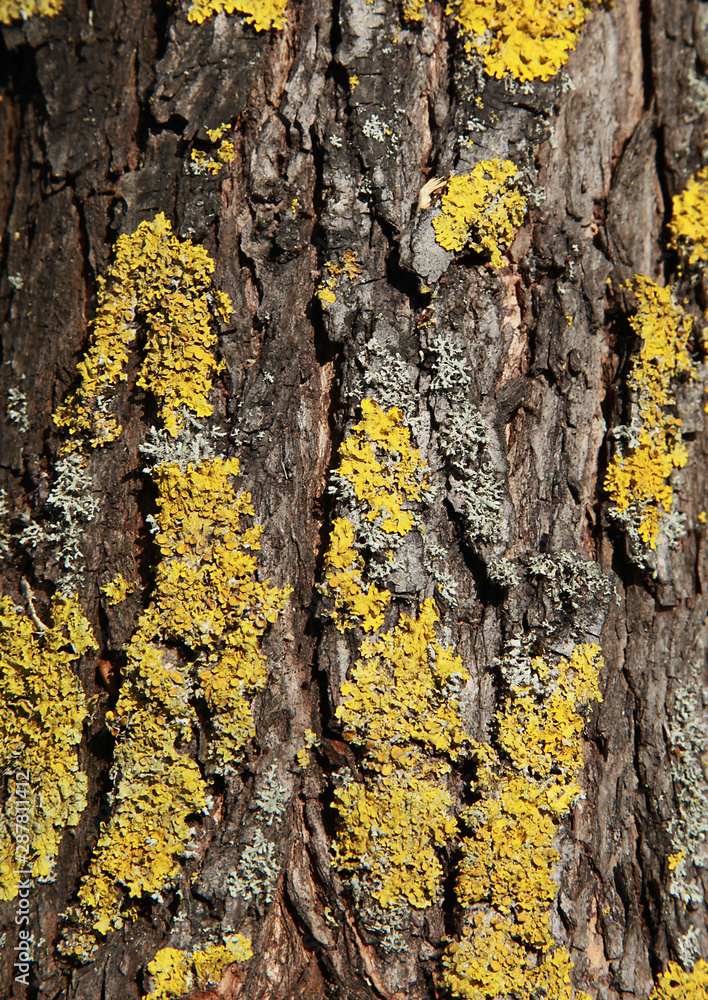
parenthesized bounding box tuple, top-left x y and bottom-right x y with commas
(428, 333, 506, 547)
(227, 829, 281, 906)
(18, 452, 99, 594)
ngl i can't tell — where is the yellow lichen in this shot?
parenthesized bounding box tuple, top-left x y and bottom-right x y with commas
(190, 123, 236, 175)
(186, 0, 287, 29)
(0, 0, 62, 23)
(604, 276, 694, 550)
(69, 457, 291, 939)
(321, 399, 430, 631)
(650, 962, 708, 1000)
(146, 934, 252, 1000)
(443, 644, 604, 1000)
(669, 169, 708, 266)
(402, 0, 426, 20)
(53, 213, 231, 445)
(432, 161, 527, 267)
(315, 250, 362, 307)
(333, 600, 471, 908)
(447, 0, 597, 82)
(322, 400, 466, 910)
(101, 573, 136, 606)
(0, 595, 95, 899)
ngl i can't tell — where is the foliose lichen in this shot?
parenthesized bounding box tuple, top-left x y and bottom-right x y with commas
(321, 398, 434, 629)
(186, 0, 287, 29)
(52, 216, 290, 955)
(227, 828, 281, 905)
(432, 160, 527, 267)
(443, 643, 604, 1000)
(428, 332, 506, 546)
(18, 451, 99, 595)
(669, 169, 708, 267)
(664, 659, 708, 941)
(66, 455, 290, 943)
(528, 550, 615, 623)
(101, 573, 136, 606)
(190, 123, 236, 176)
(145, 933, 252, 1000)
(604, 276, 695, 559)
(0, 0, 62, 23)
(6, 382, 28, 433)
(53, 212, 231, 445)
(320, 396, 470, 913)
(333, 599, 472, 908)
(0, 595, 96, 899)
(315, 250, 362, 307)
(447, 0, 597, 83)
(650, 961, 708, 1000)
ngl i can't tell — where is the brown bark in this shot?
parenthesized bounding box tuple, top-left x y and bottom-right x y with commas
(0, 1, 707, 998)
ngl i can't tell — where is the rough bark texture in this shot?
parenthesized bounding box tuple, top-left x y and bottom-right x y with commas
(0, 1, 707, 999)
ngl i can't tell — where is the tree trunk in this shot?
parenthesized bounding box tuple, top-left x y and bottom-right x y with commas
(1, 2, 707, 999)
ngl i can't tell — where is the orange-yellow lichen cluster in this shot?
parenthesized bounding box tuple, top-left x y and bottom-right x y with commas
(53, 213, 231, 445)
(315, 250, 362, 306)
(0, 0, 62, 23)
(70, 456, 290, 941)
(322, 398, 430, 631)
(0, 595, 95, 899)
(432, 161, 527, 267)
(447, 0, 596, 82)
(604, 276, 694, 550)
(51, 216, 288, 957)
(669, 169, 708, 266)
(650, 961, 708, 1000)
(191, 123, 236, 175)
(146, 934, 253, 1000)
(443, 644, 604, 1000)
(334, 600, 471, 907)
(186, 0, 287, 29)
(323, 400, 467, 908)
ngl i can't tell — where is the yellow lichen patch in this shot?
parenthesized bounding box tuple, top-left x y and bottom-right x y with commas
(432, 161, 527, 267)
(190, 123, 236, 175)
(336, 600, 471, 759)
(101, 573, 136, 606)
(53, 213, 231, 445)
(315, 250, 362, 307)
(402, 0, 426, 20)
(332, 601, 471, 908)
(604, 277, 695, 551)
(447, 0, 596, 82)
(0, 595, 95, 899)
(669, 169, 708, 266)
(322, 518, 391, 632)
(146, 934, 252, 1000)
(68, 457, 290, 940)
(444, 644, 604, 999)
(186, 0, 287, 29)
(650, 961, 708, 1000)
(321, 399, 430, 630)
(0, 0, 62, 23)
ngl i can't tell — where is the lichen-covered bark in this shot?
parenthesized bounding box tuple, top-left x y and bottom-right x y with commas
(1, 1, 707, 999)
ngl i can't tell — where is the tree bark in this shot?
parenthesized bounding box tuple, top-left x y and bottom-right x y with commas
(1, 1, 707, 999)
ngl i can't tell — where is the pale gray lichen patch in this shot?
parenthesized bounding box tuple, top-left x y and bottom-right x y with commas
(140, 409, 226, 473)
(428, 333, 506, 548)
(227, 828, 281, 906)
(18, 452, 99, 594)
(252, 764, 290, 826)
(6, 381, 28, 432)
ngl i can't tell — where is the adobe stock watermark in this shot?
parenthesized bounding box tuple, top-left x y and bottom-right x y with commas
(9, 771, 34, 987)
